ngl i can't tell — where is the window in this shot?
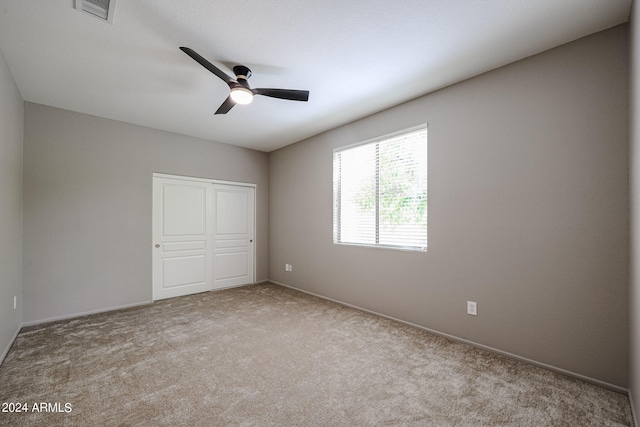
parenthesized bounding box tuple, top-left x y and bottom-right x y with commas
(333, 126, 428, 251)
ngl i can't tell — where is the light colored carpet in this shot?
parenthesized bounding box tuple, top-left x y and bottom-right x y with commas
(0, 283, 633, 426)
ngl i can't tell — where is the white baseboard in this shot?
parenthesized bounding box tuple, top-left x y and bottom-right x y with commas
(269, 279, 628, 396)
(22, 300, 153, 328)
(0, 325, 22, 367)
(22, 281, 268, 328)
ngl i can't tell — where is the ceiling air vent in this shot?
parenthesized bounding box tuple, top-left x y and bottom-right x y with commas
(75, 0, 116, 23)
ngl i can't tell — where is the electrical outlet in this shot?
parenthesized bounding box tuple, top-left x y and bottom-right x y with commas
(13, 296, 17, 310)
(285, 264, 293, 272)
(467, 301, 477, 316)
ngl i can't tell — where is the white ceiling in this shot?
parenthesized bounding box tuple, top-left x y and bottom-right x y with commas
(0, 0, 632, 152)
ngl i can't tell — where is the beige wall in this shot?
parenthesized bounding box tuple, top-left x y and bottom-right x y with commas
(630, 0, 640, 419)
(23, 103, 269, 324)
(0, 48, 23, 361)
(269, 25, 629, 389)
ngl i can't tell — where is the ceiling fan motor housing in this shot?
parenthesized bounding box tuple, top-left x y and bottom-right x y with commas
(233, 65, 252, 86)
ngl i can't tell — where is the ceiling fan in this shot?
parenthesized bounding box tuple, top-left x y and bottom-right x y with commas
(180, 47, 310, 115)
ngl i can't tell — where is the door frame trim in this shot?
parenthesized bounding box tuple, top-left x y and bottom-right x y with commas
(152, 173, 257, 300)
(154, 173, 257, 190)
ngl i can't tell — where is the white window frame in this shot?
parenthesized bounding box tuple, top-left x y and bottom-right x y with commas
(333, 124, 428, 252)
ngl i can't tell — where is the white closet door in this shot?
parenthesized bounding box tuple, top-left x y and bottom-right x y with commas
(212, 184, 255, 289)
(152, 176, 213, 300)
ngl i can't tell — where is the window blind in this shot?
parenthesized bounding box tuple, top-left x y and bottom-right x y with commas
(333, 127, 428, 251)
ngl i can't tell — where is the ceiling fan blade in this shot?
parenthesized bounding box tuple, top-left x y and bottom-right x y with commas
(215, 96, 235, 115)
(180, 47, 235, 86)
(253, 88, 309, 102)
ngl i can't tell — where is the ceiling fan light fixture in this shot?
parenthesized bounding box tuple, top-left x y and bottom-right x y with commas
(230, 87, 253, 105)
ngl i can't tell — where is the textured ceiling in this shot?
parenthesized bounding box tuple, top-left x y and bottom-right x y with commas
(0, 0, 632, 152)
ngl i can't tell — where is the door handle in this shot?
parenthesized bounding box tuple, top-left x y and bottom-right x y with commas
(250, 239, 253, 243)
(155, 244, 160, 248)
